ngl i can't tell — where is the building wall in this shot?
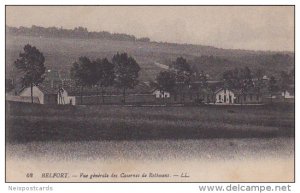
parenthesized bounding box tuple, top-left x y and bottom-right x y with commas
(215, 89, 236, 104)
(44, 94, 58, 105)
(58, 89, 76, 105)
(72, 94, 156, 105)
(153, 90, 170, 98)
(215, 89, 263, 104)
(126, 94, 156, 103)
(282, 91, 294, 99)
(263, 95, 294, 103)
(6, 95, 40, 104)
(60, 90, 213, 105)
(236, 94, 262, 104)
(74, 95, 122, 105)
(20, 86, 44, 104)
(162, 92, 214, 104)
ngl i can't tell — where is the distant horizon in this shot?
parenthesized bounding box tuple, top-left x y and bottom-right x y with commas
(6, 24, 294, 53)
(6, 6, 294, 52)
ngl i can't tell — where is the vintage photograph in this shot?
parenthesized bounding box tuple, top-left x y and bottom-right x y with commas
(5, 6, 294, 182)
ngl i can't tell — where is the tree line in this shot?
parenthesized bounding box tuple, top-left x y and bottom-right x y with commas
(152, 57, 208, 100)
(13, 44, 141, 104)
(222, 67, 294, 100)
(153, 56, 294, 103)
(12, 44, 294, 104)
(7, 25, 150, 42)
(70, 53, 140, 104)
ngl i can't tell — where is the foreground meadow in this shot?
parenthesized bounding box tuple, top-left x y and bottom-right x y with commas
(6, 102, 294, 182)
(6, 102, 294, 142)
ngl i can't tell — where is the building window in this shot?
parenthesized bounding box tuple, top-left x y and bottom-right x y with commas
(229, 95, 232, 103)
(224, 95, 227, 102)
(219, 95, 221, 100)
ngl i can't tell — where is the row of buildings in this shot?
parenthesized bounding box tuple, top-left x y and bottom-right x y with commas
(7, 78, 294, 105)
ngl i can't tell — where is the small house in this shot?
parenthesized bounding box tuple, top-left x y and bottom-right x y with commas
(215, 88, 236, 104)
(215, 88, 262, 104)
(282, 90, 294, 99)
(19, 81, 59, 105)
(6, 94, 40, 104)
(281, 85, 295, 99)
(280, 85, 294, 103)
(152, 90, 170, 98)
(152, 82, 214, 104)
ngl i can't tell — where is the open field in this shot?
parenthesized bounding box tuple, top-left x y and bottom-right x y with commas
(6, 102, 294, 182)
(6, 101, 294, 143)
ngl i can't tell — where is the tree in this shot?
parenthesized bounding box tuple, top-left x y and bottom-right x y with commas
(14, 44, 46, 103)
(222, 68, 241, 90)
(289, 68, 295, 83)
(5, 78, 14, 93)
(172, 57, 191, 72)
(254, 68, 265, 92)
(279, 71, 291, 100)
(70, 56, 95, 104)
(94, 58, 115, 104)
(198, 70, 208, 88)
(268, 76, 279, 103)
(171, 57, 193, 84)
(223, 67, 254, 105)
(240, 67, 254, 94)
(155, 71, 176, 104)
(112, 53, 140, 103)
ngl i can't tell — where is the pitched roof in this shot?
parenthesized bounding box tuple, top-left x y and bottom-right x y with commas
(215, 88, 261, 95)
(17, 80, 61, 95)
(37, 80, 61, 94)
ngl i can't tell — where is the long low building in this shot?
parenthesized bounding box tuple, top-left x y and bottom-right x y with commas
(14, 79, 291, 105)
(17, 80, 157, 105)
(215, 88, 263, 104)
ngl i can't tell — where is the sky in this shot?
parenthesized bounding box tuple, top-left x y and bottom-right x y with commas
(6, 6, 294, 51)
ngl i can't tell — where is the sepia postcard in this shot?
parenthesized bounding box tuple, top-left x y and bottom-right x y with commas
(5, 5, 295, 182)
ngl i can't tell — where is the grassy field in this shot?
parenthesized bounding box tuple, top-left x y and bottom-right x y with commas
(6, 101, 294, 143)
(7, 138, 294, 161)
(6, 101, 294, 182)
